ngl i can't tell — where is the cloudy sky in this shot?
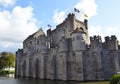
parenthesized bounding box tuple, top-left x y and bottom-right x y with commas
(0, 0, 120, 53)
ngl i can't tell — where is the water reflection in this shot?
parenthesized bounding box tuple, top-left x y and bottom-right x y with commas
(0, 77, 80, 84)
(17, 77, 80, 84)
(0, 76, 109, 84)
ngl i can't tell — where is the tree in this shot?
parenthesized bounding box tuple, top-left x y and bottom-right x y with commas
(0, 52, 15, 70)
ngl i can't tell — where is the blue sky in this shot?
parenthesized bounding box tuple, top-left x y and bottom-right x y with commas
(0, 0, 120, 53)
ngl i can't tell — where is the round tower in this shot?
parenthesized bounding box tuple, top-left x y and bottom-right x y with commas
(71, 28, 87, 51)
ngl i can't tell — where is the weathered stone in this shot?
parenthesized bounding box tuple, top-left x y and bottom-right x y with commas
(15, 13, 120, 81)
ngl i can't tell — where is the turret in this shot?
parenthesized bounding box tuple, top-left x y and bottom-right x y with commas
(66, 13, 76, 32)
(47, 29, 51, 37)
(71, 28, 87, 51)
(84, 19, 88, 29)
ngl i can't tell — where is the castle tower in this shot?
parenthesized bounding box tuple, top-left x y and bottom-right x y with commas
(66, 28, 87, 81)
(55, 37, 69, 80)
(102, 36, 119, 80)
(89, 35, 104, 80)
(71, 28, 87, 51)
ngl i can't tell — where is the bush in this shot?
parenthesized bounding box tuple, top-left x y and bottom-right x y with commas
(0, 70, 14, 75)
(110, 74, 120, 84)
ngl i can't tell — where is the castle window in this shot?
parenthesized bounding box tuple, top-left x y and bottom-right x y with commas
(77, 36, 80, 40)
(80, 27, 84, 31)
(30, 41, 32, 44)
(101, 52, 103, 56)
(72, 52, 76, 56)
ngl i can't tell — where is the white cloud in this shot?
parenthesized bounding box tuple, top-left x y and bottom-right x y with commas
(0, 6, 38, 52)
(53, 0, 97, 24)
(89, 25, 120, 41)
(75, 0, 97, 19)
(0, 0, 15, 7)
(53, 9, 66, 24)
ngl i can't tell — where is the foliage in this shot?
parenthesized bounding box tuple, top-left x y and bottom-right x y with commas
(0, 70, 14, 75)
(0, 52, 15, 69)
(110, 74, 120, 84)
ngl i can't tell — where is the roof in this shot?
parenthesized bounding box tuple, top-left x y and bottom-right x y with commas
(24, 28, 45, 42)
(33, 28, 45, 38)
(71, 28, 86, 35)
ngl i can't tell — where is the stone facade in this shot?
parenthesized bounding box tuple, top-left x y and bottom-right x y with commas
(15, 13, 120, 81)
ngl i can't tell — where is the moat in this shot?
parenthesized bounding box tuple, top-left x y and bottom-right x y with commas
(0, 76, 109, 84)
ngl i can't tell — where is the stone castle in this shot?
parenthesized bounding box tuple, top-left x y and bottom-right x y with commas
(15, 13, 120, 81)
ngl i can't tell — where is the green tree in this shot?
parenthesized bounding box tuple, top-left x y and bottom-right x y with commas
(110, 74, 120, 84)
(0, 52, 15, 70)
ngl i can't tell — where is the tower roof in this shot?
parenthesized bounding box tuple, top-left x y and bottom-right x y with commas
(71, 28, 86, 35)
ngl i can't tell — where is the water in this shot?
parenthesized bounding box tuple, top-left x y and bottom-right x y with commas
(0, 76, 109, 84)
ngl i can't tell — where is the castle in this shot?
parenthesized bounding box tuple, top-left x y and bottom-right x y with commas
(15, 13, 120, 81)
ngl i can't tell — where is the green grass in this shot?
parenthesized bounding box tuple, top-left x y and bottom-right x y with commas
(80, 81, 109, 84)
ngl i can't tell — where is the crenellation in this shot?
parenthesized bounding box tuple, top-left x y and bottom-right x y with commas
(104, 35, 118, 50)
(90, 35, 102, 45)
(15, 13, 120, 81)
(75, 19, 84, 25)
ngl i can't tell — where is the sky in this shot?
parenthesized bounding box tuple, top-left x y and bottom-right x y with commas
(0, 0, 120, 53)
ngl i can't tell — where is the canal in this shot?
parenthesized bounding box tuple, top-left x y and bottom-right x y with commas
(0, 75, 109, 84)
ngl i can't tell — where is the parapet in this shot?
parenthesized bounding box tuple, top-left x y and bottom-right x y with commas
(105, 35, 117, 42)
(68, 13, 75, 18)
(90, 35, 102, 43)
(104, 35, 118, 50)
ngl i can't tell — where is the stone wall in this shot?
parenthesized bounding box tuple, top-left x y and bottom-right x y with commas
(15, 13, 120, 81)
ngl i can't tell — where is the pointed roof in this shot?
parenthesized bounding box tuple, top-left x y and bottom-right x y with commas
(24, 28, 45, 42)
(33, 28, 45, 38)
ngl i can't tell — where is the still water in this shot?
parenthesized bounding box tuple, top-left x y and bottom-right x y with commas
(0, 76, 109, 84)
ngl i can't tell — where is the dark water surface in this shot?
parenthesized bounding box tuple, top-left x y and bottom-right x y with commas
(0, 77, 82, 84)
(0, 76, 109, 84)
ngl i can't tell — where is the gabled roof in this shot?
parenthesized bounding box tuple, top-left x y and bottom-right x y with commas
(33, 28, 45, 38)
(24, 28, 45, 42)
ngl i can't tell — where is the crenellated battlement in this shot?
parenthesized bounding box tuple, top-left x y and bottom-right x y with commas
(104, 35, 118, 50)
(90, 35, 102, 43)
(105, 35, 117, 42)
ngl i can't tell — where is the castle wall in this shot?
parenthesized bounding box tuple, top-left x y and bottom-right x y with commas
(15, 13, 120, 81)
(118, 49, 120, 71)
(101, 50, 119, 80)
(88, 36, 104, 80)
(56, 52, 67, 80)
(46, 48, 57, 79)
(49, 14, 75, 48)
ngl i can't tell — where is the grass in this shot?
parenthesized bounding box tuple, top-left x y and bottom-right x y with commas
(81, 81, 109, 84)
